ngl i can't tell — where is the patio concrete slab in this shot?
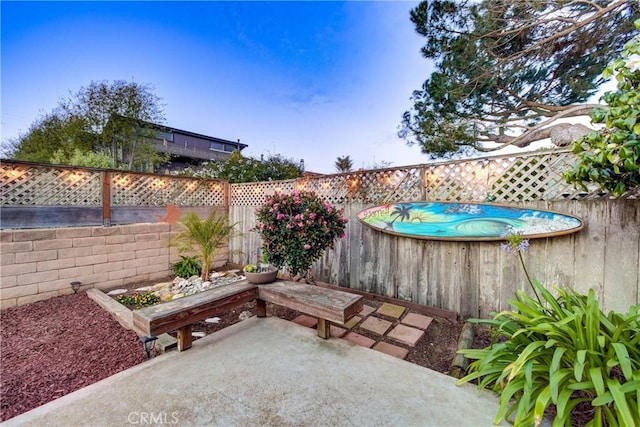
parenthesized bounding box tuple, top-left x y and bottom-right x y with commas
(4, 317, 507, 427)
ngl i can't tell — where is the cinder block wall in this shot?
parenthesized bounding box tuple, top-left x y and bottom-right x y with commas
(0, 224, 182, 309)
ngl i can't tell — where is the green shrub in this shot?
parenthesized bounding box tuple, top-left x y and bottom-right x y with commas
(564, 22, 640, 197)
(457, 279, 640, 426)
(171, 255, 202, 278)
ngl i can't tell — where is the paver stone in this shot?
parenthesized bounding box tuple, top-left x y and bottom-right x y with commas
(377, 302, 405, 319)
(360, 316, 393, 336)
(343, 332, 376, 348)
(373, 342, 409, 359)
(292, 315, 318, 328)
(401, 313, 433, 330)
(387, 324, 424, 346)
(359, 304, 376, 316)
(343, 315, 362, 329)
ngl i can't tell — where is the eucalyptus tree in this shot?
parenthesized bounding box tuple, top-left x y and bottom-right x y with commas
(399, 0, 639, 156)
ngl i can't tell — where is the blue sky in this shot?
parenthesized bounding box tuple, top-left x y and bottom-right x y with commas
(1, 1, 433, 173)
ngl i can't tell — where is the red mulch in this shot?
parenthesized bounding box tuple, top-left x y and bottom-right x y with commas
(0, 293, 146, 421)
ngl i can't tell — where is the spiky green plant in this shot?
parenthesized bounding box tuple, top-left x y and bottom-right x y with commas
(457, 234, 640, 426)
(172, 211, 239, 281)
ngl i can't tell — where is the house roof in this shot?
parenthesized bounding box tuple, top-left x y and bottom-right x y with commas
(112, 114, 248, 151)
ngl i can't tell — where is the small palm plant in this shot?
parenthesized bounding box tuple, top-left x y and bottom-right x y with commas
(172, 211, 239, 281)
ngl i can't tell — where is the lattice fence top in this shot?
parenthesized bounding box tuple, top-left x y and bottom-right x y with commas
(2, 150, 635, 211)
(111, 173, 225, 206)
(230, 166, 425, 206)
(424, 150, 590, 202)
(0, 162, 226, 208)
(1, 163, 102, 206)
(230, 149, 635, 206)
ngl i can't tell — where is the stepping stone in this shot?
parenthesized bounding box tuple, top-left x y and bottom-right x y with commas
(342, 332, 376, 348)
(343, 315, 362, 329)
(330, 325, 347, 338)
(106, 289, 127, 296)
(401, 313, 433, 330)
(376, 302, 405, 319)
(387, 324, 424, 346)
(373, 342, 409, 360)
(292, 314, 317, 328)
(359, 304, 376, 316)
(359, 316, 393, 336)
(155, 333, 177, 353)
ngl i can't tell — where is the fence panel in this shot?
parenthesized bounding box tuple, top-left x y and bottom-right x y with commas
(228, 150, 639, 317)
(0, 161, 227, 228)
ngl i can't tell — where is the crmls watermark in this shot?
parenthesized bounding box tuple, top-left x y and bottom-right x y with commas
(127, 412, 179, 425)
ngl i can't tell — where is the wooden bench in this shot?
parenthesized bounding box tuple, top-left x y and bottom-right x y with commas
(133, 281, 258, 351)
(257, 281, 363, 339)
(132, 279, 363, 351)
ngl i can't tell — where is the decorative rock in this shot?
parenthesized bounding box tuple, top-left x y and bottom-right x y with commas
(135, 286, 152, 292)
(106, 289, 127, 296)
(192, 331, 206, 338)
(151, 282, 172, 291)
(238, 311, 253, 321)
(205, 317, 221, 323)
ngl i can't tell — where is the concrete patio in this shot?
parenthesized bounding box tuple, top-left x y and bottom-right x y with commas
(4, 316, 507, 427)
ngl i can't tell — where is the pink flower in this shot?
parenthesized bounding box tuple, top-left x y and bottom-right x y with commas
(303, 244, 311, 250)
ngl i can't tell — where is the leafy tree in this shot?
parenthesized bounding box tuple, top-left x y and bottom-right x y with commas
(10, 80, 166, 170)
(50, 148, 115, 169)
(334, 155, 354, 173)
(62, 80, 166, 170)
(400, 0, 639, 156)
(176, 151, 303, 183)
(564, 24, 640, 197)
(11, 112, 94, 163)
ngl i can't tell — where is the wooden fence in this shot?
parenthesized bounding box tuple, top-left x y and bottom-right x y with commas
(228, 149, 639, 318)
(2, 151, 638, 317)
(0, 160, 227, 229)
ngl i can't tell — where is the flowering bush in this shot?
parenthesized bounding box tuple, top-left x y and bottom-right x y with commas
(253, 191, 347, 278)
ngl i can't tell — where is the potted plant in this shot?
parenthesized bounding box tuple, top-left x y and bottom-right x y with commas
(252, 191, 347, 282)
(243, 249, 278, 284)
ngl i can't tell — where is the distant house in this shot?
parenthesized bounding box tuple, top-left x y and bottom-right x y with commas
(110, 115, 248, 172)
(146, 122, 248, 171)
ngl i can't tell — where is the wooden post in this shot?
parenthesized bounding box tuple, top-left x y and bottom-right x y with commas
(317, 318, 330, 339)
(102, 171, 111, 227)
(177, 325, 193, 351)
(256, 299, 267, 317)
